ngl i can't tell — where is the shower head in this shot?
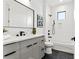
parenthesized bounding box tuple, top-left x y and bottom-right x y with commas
(49, 14, 52, 17)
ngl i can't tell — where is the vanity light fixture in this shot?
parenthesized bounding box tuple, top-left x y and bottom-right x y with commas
(60, 0, 63, 2)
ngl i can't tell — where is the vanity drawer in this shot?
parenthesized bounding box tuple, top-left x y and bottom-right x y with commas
(20, 38, 39, 48)
(3, 43, 19, 56)
(20, 39, 33, 48)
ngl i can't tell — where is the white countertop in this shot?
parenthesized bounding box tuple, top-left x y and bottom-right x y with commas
(3, 34, 45, 45)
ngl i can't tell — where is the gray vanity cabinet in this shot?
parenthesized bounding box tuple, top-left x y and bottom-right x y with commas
(3, 43, 20, 59)
(3, 36, 45, 59)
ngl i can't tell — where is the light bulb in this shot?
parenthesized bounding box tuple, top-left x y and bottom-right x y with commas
(60, 0, 63, 2)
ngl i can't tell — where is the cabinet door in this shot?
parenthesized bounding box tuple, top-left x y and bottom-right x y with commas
(3, 43, 20, 59)
(4, 50, 19, 59)
(20, 44, 34, 59)
(32, 42, 40, 59)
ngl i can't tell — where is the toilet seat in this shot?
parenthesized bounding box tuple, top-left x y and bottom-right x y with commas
(45, 42, 53, 47)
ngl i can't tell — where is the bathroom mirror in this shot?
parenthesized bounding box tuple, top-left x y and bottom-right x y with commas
(3, 0, 34, 28)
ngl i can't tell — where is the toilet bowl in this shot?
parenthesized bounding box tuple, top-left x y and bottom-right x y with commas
(45, 42, 53, 54)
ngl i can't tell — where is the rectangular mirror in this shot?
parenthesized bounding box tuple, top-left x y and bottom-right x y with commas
(3, 0, 34, 28)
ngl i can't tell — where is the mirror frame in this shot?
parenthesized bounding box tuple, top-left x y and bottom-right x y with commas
(4, 0, 35, 28)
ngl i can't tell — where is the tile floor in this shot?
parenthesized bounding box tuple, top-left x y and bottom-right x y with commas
(42, 49, 74, 59)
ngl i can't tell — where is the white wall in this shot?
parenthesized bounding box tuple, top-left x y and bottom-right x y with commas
(30, 0, 44, 35)
(4, 0, 45, 36)
(45, 5, 52, 41)
(52, 1, 75, 44)
(45, 1, 75, 53)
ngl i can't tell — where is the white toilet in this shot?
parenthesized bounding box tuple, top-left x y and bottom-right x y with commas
(45, 42, 53, 54)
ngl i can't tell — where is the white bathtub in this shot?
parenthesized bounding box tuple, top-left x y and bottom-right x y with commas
(52, 42, 75, 54)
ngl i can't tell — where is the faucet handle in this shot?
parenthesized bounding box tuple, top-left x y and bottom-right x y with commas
(16, 34, 19, 37)
(19, 31, 25, 36)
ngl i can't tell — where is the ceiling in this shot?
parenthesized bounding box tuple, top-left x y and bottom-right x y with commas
(46, 0, 74, 6)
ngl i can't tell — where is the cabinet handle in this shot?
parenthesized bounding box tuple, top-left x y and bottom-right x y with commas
(4, 51, 16, 57)
(41, 40, 44, 42)
(26, 44, 32, 48)
(33, 42, 37, 45)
